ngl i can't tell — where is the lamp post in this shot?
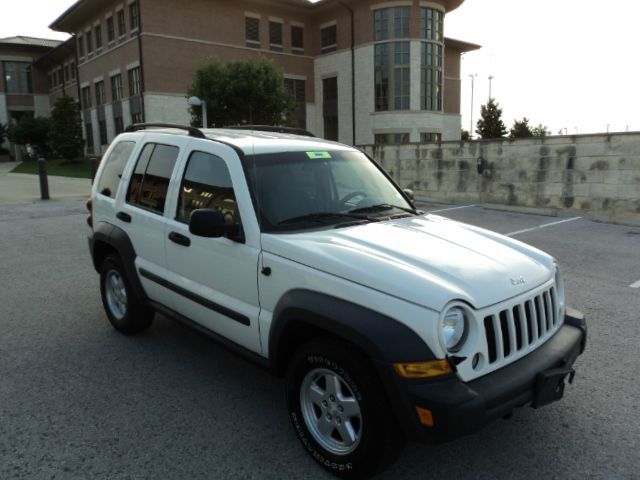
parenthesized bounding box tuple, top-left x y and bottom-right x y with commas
(469, 74, 477, 136)
(188, 96, 207, 128)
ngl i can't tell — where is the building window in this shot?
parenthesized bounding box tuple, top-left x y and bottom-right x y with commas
(50, 73, 55, 89)
(81, 86, 92, 109)
(86, 31, 93, 54)
(95, 25, 102, 50)
(3, 62, 33, 94)
(420, 132, 441, 143)
(130, 1, 140, 31)
(71, 62, 76, 79)
(98, 120, 108, 145)
(57, 68, 63, 86)
(374, 42, 410, 111)
(374, 133, 410, 145)
(107, 17, 115, 43)
(78, 35, 84, 57)
(320, 24, 336, 54)
(284, 78, 306, 129)
(269, 21, 283, 52)
(128, 67, 142, 96)
(95, 81, 106, 105)
(291, 25, 304, 54)
(131, 112, 143, 124)
(85, 123, 94, 153)
(373, 7, 411, 112)
(64, 65, 70, 82)
(421, 7, 443, 42)
(245, 17, 260, 48)
(374, 7, 410, 41)
(111, 74, 123, 101)
(114, 116, 124, 135)
(322, 77, 338, 141)
(421, 42, 443, 111)
(117, 9, 126, 37)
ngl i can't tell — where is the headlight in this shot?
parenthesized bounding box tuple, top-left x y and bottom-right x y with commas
(440, 306, 468, 352)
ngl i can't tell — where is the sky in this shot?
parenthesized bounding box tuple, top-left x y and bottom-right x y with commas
(2, 0, 639, 136)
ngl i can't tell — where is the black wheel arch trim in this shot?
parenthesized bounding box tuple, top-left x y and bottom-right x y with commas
(89, 221, 147, 303)
(269, 289, 435, 375)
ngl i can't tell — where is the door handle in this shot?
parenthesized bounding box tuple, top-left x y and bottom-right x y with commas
(168, 231, 191, 247)
(116, 211, 131, 223)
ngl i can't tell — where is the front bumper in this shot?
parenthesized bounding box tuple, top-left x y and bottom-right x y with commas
(376, 309, 587, 443)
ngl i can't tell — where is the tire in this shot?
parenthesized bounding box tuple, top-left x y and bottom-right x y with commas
(99, 254, 153, 334)
(286, 337, 405, 479)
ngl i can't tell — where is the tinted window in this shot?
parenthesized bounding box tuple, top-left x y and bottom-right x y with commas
(127, 143, 179, 214)
(176, 152, 237, 225)
(97, 141, 135, 198)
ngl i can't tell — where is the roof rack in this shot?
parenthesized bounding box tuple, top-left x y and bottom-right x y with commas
(125, 123, 206, 139)
(225, 125, 315, 137)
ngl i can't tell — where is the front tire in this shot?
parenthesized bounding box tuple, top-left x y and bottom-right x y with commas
(99, 254, 153, 334)
(286, 338, 404, 478)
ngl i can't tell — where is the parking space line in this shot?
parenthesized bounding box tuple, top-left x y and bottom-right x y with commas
(506, 216, 582, 237)
(428, 204, 478, 213)
(630, 280, 640, 289)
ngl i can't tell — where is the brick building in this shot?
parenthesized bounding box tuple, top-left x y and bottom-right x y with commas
(6, 0, 479, 154)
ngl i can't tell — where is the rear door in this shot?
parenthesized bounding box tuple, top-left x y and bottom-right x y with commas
(163, 142, 262, 354)
(115, 133, 189, 300)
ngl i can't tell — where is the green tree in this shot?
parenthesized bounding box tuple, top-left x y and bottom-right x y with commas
(509, 117, 533, 139)
(532, 124, 551, 137)
(475, 98, 507, 139)
(8, 116, 51, 154)
(461, 129, 471, 141)
(50, 95, 84, 161)
(188, 57, 295, 127)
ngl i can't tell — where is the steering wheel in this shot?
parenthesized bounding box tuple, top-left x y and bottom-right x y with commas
(339, 191, 367, 205)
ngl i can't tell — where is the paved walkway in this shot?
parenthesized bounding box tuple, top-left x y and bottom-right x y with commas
(0, 161, 91, 204)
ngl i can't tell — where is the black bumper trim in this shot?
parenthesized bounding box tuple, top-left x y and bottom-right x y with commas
(377, 315, 586, 443)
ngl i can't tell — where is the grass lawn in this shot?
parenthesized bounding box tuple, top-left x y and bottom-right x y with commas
(11, 158, 93, 179)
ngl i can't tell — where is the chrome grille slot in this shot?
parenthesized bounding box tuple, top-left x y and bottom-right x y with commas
(483, 286, 559, 365)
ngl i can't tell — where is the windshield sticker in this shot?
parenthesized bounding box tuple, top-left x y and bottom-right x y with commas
(306, 151, 332, 159)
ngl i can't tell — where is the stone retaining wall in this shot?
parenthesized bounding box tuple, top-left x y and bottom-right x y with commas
(361, 133, 640, 224)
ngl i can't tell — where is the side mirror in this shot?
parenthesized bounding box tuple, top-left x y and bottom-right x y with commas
(189, 208, 240, 239)
(403, 188, 415, 201)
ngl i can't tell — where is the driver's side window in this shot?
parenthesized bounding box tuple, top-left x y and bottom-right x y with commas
(176, 151, 238, 225)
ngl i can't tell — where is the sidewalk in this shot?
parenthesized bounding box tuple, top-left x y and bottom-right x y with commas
(0, 161, 91, 204)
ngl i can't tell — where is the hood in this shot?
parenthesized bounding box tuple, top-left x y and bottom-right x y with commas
(262, 214, 555, 311)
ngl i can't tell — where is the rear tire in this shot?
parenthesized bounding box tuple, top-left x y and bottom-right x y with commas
(99, 254, 153, 334)
(286, 338, 405, 478)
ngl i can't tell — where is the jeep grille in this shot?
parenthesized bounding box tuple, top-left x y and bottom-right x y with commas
(483, 286, 559, 364)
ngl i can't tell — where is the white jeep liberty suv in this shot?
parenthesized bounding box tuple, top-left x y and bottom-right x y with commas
(87, 124, 587, 478)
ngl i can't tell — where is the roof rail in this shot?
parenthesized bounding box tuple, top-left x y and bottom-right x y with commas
(225, 125, 315, 137)
(125, 123, 206, 139)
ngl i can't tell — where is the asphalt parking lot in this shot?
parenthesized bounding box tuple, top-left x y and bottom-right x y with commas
(1, 198, 638, 479)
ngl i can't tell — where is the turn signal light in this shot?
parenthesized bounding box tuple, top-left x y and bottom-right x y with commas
(415, 406, 434, 427)
(393, 359, 453, 379)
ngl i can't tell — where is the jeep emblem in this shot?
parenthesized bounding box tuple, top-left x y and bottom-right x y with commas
(510, 276, 526, 286)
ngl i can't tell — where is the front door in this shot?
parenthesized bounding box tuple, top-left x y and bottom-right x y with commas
(163, 145, 262, 353)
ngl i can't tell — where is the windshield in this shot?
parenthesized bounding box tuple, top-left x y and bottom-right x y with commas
(242, 149, 414, 232)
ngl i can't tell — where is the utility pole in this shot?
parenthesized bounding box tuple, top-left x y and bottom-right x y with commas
(488, 75, 494, 102)
(469, 73, 477, 136)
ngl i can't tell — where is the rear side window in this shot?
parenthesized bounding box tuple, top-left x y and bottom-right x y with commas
(126, 143, 179, 214)
(176, 151, 237, 224)
(96, 141, 136, 198)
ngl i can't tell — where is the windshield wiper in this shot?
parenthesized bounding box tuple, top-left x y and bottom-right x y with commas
(348, 203, 421, 215)
(278, 212, 377, 225)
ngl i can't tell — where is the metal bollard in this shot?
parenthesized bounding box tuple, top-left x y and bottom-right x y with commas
(38, 157, 50, 200)
(90, 157, 98, 183)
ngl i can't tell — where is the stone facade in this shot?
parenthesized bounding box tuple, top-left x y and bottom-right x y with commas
(363, 133, 640, 225)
